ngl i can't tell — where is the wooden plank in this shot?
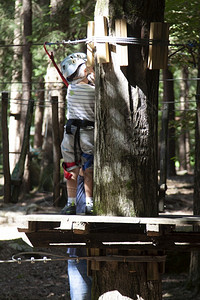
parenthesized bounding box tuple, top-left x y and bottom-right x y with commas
(28, 221, 61, 231)
(23, 229, 200, 251)
(90, 248, 101, 271)
(148, 22, 169, 69)
(22, 228, 200, 246)
(95, 16, 109, 63)
(72, 222, 90, 234)
(19, 214, 200, 227)
(115, 19, 128, 66)
(87, 21, 95, 67)
(146, 223, 161, 236)
(147, 262, 160, 281)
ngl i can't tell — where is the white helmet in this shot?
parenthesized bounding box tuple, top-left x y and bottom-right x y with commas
(60, 53, 87, 80)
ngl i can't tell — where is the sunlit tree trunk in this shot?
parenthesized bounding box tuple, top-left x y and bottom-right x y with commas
(9, 0, 22, 173)
(33, 79, 45, 150)
(11, 0, 33, 202)
(93, 0, 165, 299)
(39, 0, 66, 192)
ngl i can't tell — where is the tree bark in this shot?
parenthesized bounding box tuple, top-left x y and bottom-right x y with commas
(34, 79, 45, 149)
(51, 96, 61, 206)
(11, 0, 33, 202)
(9, 0, 22, 173)
(1, 92, 11, 203)
(163, 68, 176, 176)
(188, 36, 200, 296)
(179, 66, 191, 172)
(93, 0, 165, 299)
(39, 0, 66, 192)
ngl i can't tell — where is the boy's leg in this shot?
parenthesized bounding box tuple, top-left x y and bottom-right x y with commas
(67, 167, 80, 199)
(61, 167, 79, 215)
(83, 168, 93, 214)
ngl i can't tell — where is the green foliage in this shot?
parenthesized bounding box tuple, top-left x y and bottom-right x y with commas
(0, 0, 16, 85)
(0, 0, 95, 85)
(165, 0, 200, 67)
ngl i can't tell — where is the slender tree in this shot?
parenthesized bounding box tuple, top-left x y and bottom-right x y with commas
(33, 79, 45, 149)
(179, 66, 191, 172)
(163, 68, 176, 176)
(9, 0, 22, 173)
(11, 0, 33, 202)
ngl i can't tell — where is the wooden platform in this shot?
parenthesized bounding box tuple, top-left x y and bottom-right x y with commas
(18, 214, 200, 251)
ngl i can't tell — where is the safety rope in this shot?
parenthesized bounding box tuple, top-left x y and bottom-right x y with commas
(43, 42, 69, 87)
(43, 36, 170, 86)
(0, 36, 198, 48)
(0, 251, 166, 264)
(45, 36, 166, 46)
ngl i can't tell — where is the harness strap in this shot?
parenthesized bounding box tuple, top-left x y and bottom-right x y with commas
(65, 119, 94, 166)
(66, 119, 94, 134)
(43, 42, 69, 88)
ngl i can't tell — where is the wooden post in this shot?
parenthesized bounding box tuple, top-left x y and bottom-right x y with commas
(159, 103, 169, 212)
(95, 16, 109, 63)
(148, 22, 169, 69)
(1, 92, 11, 203)
(87, 248, 101, 276)
(51, 96, 61, 206)
(87, 21, 95, 67)
(115, 19, 128, 66)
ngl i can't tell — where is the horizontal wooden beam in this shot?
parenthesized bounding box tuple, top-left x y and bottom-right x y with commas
(19, 214, 199, 227)
(19, 227, 200, 252)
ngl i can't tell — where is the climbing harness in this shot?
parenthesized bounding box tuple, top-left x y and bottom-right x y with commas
(65, 119, 94, 172)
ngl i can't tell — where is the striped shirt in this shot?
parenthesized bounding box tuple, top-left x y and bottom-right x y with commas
(67, 83, 95, 122)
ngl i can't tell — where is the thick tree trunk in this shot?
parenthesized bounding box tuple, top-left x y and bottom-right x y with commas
(93, 0, 165, 299)
(188, 39, 200, 296)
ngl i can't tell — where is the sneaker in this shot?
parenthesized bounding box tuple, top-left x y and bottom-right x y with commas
(85, 205, 93, 215)
(61, 203, 76, 215)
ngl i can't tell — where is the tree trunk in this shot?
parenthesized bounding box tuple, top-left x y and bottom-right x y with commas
(9, 0, 22, 173)
(163, 68, 176, 177)
(33, 79, 45, 149)
(179, 66, 191, 173)
(39, 0, 66, 192)
(93, 0, 165, 299)
(51, 96, 61, 206)
(188, 37, 200, 296)
(1, 92, 11, 203)
(11, 0, 32, 202)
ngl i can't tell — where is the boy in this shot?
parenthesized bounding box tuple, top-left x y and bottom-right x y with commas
(60, 53, 95, 215)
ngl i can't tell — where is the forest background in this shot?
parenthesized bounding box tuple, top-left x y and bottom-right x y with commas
(0, 0, 200, 299)
(0, 0, 199, 203)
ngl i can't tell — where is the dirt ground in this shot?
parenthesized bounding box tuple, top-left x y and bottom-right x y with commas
(0, 173, 198, 299)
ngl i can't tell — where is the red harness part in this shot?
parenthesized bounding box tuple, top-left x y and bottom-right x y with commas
(43, 42, 69, 87)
